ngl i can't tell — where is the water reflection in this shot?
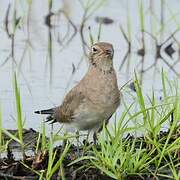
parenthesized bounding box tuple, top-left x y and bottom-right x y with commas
(0, 0, 179, 132)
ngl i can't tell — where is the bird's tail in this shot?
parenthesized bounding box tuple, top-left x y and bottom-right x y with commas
(34, 108, 54, 115)
(34, 108, 58, 124)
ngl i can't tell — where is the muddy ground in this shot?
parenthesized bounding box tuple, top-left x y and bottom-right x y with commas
(0, 128, 179, 180)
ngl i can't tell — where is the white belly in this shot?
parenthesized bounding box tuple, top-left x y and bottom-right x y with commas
(72, 111, 103, 130)
(72, 101, 116, 131)
(72, 102, 106, 130)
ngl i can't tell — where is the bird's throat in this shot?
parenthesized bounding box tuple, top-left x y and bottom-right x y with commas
(91, 61, 113, 74)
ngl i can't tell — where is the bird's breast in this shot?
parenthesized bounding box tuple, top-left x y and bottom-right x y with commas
(83, 69, 120, 108)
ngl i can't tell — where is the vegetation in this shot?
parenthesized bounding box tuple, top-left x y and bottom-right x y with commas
(0, 0, 180, 179)
(0, 71, 179, 179)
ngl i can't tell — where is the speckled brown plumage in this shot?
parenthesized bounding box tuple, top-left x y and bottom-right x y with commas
(35, 42, 120, 132)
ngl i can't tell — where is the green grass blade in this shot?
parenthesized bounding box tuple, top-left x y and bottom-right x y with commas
(48, 142, 70, 178)
(41, 120, 46, 151)
(161, 69, 167, 98)
(0, 105, 2, 148)
(2, 129, 21, 145)
(14, 73, 23, 145)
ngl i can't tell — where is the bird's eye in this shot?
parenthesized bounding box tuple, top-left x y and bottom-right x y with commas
(92, 47, 98, 53)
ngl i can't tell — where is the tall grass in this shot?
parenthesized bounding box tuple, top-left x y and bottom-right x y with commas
(2, 73, 25, 158)
(46, 136, 70, 179)
(70, 72, 180, 179)
(0, 106, 2, 148)
(35, 120, 47, 154)
(126, 0, 132, 45)
(138, 0, 145, 32)
(0, 72, 179, 179)
(47, 0, 53, 84)
(14, 73, 23, 145)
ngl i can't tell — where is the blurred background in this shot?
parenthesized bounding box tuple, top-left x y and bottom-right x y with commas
(0, 0, 179, 132)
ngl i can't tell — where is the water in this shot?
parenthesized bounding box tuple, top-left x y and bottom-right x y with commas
(0, 0, 179, 134)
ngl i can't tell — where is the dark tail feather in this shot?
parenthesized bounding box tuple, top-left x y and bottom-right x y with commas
(45, 115, 57, 124)
(34, 108, 54, 115)
(45, 115, 54, 122)
(35, 108, 58, 124)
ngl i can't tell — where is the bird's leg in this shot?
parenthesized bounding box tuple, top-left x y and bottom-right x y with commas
(86, 130, 90, 142)
(84, 130, 90, 146)
(62, 134, 67, 148)
(93, 131, 98, 145)
(76, 130, 80, 157)
(82, 131, 90, 155)
(93, 119, 110, 145)
(98, 118, 111, 133)
(62, 130, 68, 149)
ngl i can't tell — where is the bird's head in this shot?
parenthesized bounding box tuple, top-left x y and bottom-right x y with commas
(89, 42, 114, 72)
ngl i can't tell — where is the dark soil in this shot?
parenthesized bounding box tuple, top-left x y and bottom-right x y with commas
(0, 143, 112, 180)
(0, 128, 179, 180)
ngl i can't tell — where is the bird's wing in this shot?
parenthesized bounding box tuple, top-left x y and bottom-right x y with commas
(52, 87, 86, 123)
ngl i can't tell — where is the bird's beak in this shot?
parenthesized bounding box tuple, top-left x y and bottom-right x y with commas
(104, 49, 113, 58)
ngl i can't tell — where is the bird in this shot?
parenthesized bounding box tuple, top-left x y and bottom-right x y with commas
(35, 42, 120, 140)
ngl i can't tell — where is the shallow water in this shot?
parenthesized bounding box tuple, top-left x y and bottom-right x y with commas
(0, 0, 179, 135)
